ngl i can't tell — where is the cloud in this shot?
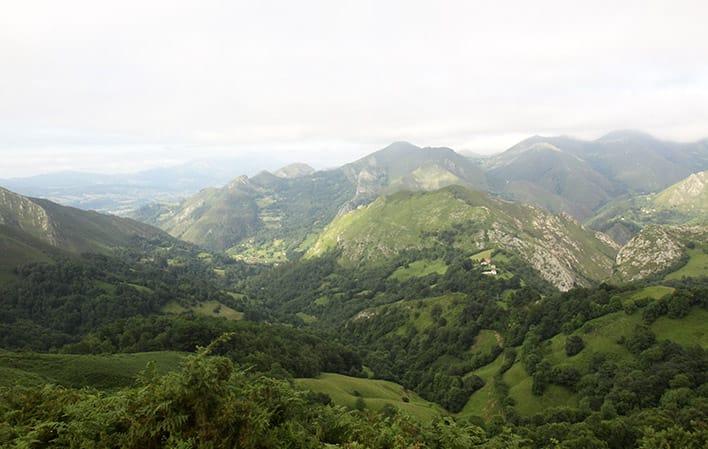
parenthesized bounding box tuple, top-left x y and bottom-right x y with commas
(1, 0, 707, 176)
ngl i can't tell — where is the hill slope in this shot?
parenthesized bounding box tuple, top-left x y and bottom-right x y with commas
(0, 186, 169, 278)
(135, 144, 488, 261)
(306, 186, 617, 290)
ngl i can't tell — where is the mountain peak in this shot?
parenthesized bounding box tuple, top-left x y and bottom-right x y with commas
(274, 163, 315, 179)
(597, 129, 656, 142)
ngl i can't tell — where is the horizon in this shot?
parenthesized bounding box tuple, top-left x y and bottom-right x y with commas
(2, 128, 707, 179)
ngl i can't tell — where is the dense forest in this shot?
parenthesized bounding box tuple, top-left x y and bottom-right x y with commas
(1, 236, 707, 448)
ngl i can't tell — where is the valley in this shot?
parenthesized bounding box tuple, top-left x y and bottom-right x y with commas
(0, 133, 706, 448)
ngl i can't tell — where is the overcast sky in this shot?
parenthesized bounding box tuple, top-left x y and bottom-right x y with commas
(1, 0, 707, 177)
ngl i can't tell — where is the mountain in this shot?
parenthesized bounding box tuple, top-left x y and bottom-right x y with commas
(306, 185, 618, 290)
(274, 163, 316, 178)
(613, 224, 707, 282)
(0, 186, 168, 277)
(133, 169, 356, 262)
(486, 131, 708, 220)
(586, 170, 708, 244)
(135, 144, 489, 262)
(0, 156, 292, 215)
(652, 169, 708, 214)
(340, 142, 487, 209)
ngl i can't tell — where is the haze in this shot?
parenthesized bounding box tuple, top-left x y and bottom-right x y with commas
(2, 0, 708, 177)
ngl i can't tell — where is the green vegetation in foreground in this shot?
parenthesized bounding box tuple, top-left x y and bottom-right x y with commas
(665, 248, 708, 280)
(295, 372, 445, 421)
(0, 350, 184, 389)
(163, 300, 244, 321)
(389, 259, 448, 281)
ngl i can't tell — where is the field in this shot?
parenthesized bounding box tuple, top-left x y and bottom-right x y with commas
(389, 259, 448, 281)
(296, 373, 445, 421)
(163, 300, 244, 321)
(0, 350, 184, 389)
(665, 248, 708, 280)
(469, 329, 502, 354)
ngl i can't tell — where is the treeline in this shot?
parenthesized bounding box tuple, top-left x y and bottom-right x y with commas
(1, 336, 705, 449)
(65, 315, 362, 378)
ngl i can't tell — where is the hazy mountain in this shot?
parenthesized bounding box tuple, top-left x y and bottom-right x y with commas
(586, 170, 708, 244)
(0, 186, 168, 276)
(133, 169, 356, 262)
(274, 163, 316, 179)
(0, 157, 292, 216)
(486, 131, 708, 220)
(135, 144, 489, 261)
(340, 142, 488, 209)
(306, 185, 618, 290)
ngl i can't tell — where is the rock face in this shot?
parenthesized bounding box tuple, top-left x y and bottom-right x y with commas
(0, 187, 59, 245)
(307, 186, 617, 290)
(614, 225, 707, 282)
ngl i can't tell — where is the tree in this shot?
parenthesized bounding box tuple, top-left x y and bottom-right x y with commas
(565, 335, 585, 357)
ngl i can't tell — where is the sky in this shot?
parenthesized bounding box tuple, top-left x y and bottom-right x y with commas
(1, 0, 708, 177)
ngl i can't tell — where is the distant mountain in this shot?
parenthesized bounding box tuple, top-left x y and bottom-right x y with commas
(135, 144, 489, 261)
(586, 170, 708, 244)
(306, 185, 618, 290)
(486, 131, 708, 220)
(340, 142, 487, 209)
(0, 156, 291, 215)
(274, 163, 315, 179)
(132, 169, 356, 262)
(0, 186, 168, 277)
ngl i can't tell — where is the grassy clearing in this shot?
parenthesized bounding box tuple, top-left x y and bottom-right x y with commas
(470, 330, 501, 355)
(389, 294, 466, 336)
(296, 373, 445, 422)
(0, 351, 184, 389)
(652, 308, 708, 347)
(389, 259, 448, 281)
(459, 355, 504, 419)
(296, 312, 317, 324)
(503, 362, 577, 416)
(665, 248, 708, 280)
(126, 283, 153, 294)
(470, 249, 493, 262)
(163, 300, 243, 321)
(623, 285, 675, 304)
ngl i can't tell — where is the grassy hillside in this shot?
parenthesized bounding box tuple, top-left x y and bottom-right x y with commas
(0, 350, 184, 389)
(461, 298, 708, 419)
(307, 186, 617, 290)
(0, 224, 61, 282)
(296, 372, 445, 421)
